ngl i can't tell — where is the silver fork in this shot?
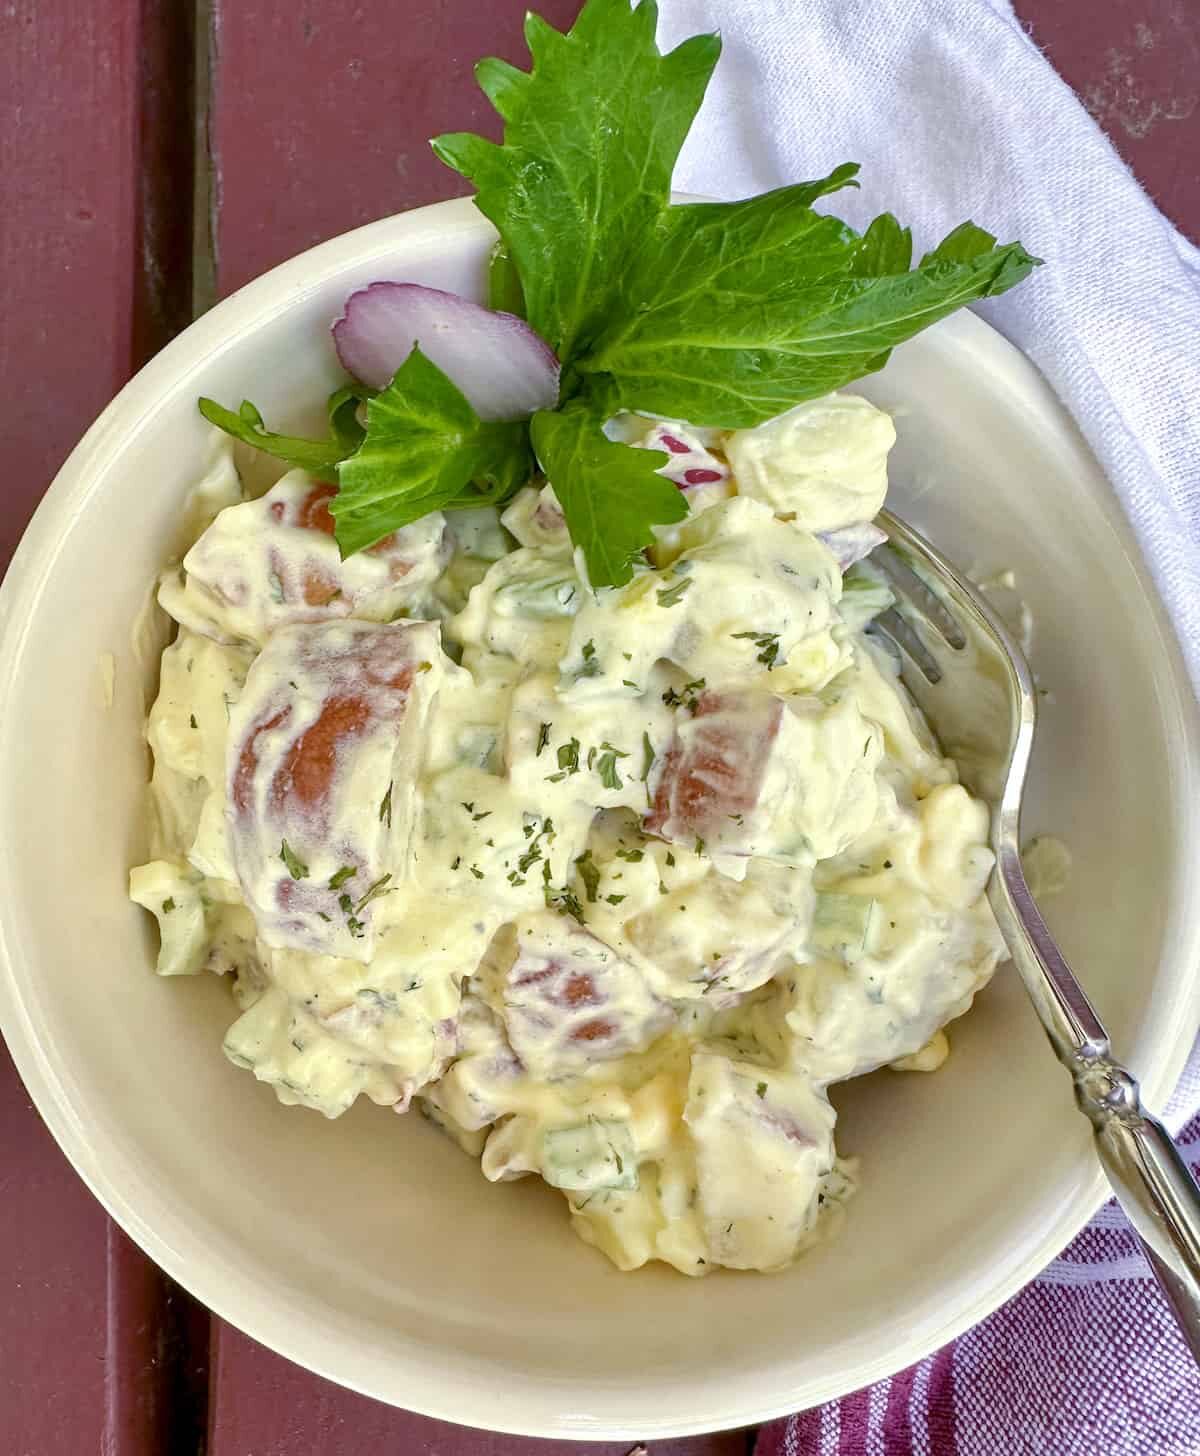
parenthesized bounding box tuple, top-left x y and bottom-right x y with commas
(869, 508, 1200, 1362)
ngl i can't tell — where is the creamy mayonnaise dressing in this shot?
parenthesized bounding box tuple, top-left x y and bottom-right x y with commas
(131, 391, 1004, 1275)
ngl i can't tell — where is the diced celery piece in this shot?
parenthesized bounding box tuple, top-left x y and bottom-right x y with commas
(542, 1120, 639, 1192)
(129, 859, 208, 976)
(812, 892, 878, 956)
(839, 564, 894, 632)
(454, 724, 499, 769)
(222, 986, 370, 1118)
(418, 1096, 489, 1158)
(494, 572, 581, 619)
(444, 505, 508, 561)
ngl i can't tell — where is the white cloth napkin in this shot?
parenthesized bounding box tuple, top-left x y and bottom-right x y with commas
(660, 0, 1200, 699)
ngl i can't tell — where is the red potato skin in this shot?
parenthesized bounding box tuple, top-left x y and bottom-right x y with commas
(227, 622, 435, 953)
(276, 484, 346, 607)
(232, 666, 416, 825)
(646, 691, 784, 844)
(503, 936, 670, 1072)
(509, 962, 618, 1047)
(272, 693, 374, 811)
(570, 1018, 619, 1044)
(279, 481, 402, 562)
(291, 482, 337, 534)
(181, 477, 449, 647)
(232, 707, 290, 815)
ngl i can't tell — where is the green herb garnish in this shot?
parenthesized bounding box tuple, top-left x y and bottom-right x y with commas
(662, 677, 706, 710)
(575, 637, 603, 679)
(556, 737, 581, 775)
(732, 630, 782, 669)
(280, 840, 309, 880)
(331, 347, 533, 556)
(512, 814, 555, 882)
(656, 576, 692, 608)
(575, 850, 602, 903)
(337, 890, 366, 939)
(545, 882, 586, 924)
(197, 389, 362, 478)
(328, 865, 357, 890)
(199, 0, 1037, 590)
(531, 401, 685, 589)
(354, 872, 393, 912)
(594, 742, 628, 790)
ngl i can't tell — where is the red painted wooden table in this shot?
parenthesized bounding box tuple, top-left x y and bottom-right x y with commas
(1, 2, 1195, 1451)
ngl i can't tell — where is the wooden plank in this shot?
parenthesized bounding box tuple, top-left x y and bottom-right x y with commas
(0, 1046, 107, 1450)
(0, 2, 208, 1452)
(0, 1050, 208, 1455)
(1012, 0, 1199, 242)
(209, 0, 585, 296)
(0, 0, 138, 1440)
(0, 0, 197, 557)
(211, 1325, 749, 1456)
(1, 0, 138, 568)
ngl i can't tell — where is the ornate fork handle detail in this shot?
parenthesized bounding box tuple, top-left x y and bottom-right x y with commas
(993, 855, 1200, 1362)
(1094, 1098, 1200, 1363)
(1073, 1052, 1146, 1127)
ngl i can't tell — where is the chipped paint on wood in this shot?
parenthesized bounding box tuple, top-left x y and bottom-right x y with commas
(1013, 0, 1200, 240)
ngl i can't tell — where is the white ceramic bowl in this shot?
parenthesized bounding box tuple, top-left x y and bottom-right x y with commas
(1, 197, 1198, 1440)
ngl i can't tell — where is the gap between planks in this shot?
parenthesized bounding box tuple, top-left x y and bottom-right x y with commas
(112, 2, 215, 1452)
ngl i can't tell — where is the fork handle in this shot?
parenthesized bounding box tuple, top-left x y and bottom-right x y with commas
(1092, 1103, 1200, 1362)
(990, 854, 1200, 1362)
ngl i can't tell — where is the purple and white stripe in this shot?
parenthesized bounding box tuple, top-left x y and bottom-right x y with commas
(755, 1114, 1200, 1455)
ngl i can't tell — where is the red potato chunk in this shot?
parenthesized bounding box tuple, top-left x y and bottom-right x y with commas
(424, 991, 525, 1132)
(227, 619, 442, 959)
(685, 1050, 839, 1270)
(646, 690, 783, 847)
(500, 916, 674, 1080)
(646, 690, 881, 865)
(625, 864, 809, 1003)
(167, 472, 449, 645)
(500, 484, 568, 549)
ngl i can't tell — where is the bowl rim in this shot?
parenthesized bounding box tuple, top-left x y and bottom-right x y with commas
(2, 195, 1199, 1438)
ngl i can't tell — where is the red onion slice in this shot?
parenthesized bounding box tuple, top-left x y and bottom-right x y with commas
(635, 420, 731, 492)
(816, 522, 887, 569)
(333, 282, 559, 421)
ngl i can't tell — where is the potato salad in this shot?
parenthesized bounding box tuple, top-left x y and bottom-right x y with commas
(131, 392, 1004, 1276)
